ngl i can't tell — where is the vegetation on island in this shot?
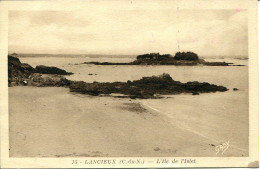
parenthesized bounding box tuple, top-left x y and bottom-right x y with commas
(83, 51, 238, 66)
(136, 52, 199, 61)
(137, 53, 171, 60)
(173, 51, 199, 61)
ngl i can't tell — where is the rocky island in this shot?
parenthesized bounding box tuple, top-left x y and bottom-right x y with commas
(69, 73, 228, 99)
(82, 52, 241, 66)
(8, 55, 71, 87)
(8, 55, 228, 99)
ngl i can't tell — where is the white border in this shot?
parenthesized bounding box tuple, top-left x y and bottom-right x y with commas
(0, 0, 258, 168)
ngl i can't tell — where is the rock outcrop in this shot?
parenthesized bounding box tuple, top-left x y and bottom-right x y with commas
(27, 73, 71, 87)
(8, 55, 72, 87)
(69, 73, 228, 99)
(8, 55, 36, 86)
(36, 65, 73, 75)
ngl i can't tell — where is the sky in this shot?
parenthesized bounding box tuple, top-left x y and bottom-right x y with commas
(8, 8, 248, 57)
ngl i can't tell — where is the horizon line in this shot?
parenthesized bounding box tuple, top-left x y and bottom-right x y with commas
(8, 52, 248, 58)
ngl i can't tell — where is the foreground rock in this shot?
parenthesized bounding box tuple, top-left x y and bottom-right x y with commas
(82, 52, 242, 66)
(27, 73, 71, 87)
(8, 55, 72, 87)
(8, 55, 36, 86)
(69, 73, 228, 99)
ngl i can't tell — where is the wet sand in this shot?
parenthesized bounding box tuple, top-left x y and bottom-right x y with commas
(9, 86, 248, 157)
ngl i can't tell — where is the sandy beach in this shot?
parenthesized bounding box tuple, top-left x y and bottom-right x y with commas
(9, 85, 248, 157)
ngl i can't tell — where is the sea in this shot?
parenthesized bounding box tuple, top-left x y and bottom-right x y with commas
(9, 55, 249, 157)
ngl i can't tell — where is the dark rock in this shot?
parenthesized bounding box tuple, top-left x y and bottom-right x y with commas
(204, 62, 231, 66)
(28, 73, 71, 87)
(69, 73, 228, 99)
(8, 55, 36, 86)
(134, 73, 173, 84)
(154, 147, 160, 151)
(83, 61, 131, 65)
(233, 88, 239, 91)
(231, 64, 245, 66)
(192, 92, 200, 95)
(88, 73, 93, 75)
(36, 65, 73, 75)
(8, 55, 72, 87)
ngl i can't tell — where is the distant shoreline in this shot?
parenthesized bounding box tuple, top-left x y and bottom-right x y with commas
(80, 52, 246, 66)
(8, 53, 248, 60)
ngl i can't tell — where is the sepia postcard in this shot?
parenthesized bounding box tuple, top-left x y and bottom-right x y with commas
(0, 0, 258, 168)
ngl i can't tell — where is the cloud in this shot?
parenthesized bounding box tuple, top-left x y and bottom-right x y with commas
(8, 9, 248, 57)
